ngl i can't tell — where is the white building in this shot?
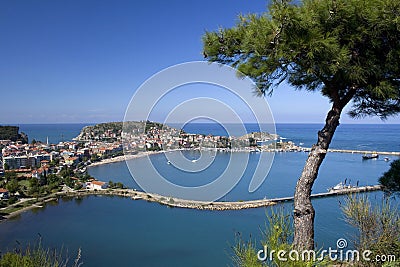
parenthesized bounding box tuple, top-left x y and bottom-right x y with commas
(86, 180, 108, 190)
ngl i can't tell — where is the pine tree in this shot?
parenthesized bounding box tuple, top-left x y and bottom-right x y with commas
(203, 0, 400, 250)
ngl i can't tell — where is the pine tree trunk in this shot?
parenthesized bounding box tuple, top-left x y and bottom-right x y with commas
(293, 104, 343, 251)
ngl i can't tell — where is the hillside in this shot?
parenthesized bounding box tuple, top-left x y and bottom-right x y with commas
(74, 121, 171, 141)
(0, 126, 28, 143)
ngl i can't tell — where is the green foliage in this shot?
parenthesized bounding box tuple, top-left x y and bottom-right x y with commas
(4, 171, 17, 181)
(77, 121, 123, 141)
(203, 0, 400, 118)
(49, 159, 59, 168)
(107, 180, 124, 189)
(3, 163, 9, 171)
(0, 240, 82, 267)
(7, 196, 18, 205)
(6, 179, 19, 194)
(0, 126, 28, 143)
(28, 178, 39, 196)
(90, 154, 100, 162)
(63, 177, 74, 188)
(379, 159, 400, 193)
(341, 195, 400, 266)
(232, 236, 263, 267)
(233, 209, 329, 267)
(59, 167, 72, 179)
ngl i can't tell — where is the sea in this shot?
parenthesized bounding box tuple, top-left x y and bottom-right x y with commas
(0, 123, 399, 266)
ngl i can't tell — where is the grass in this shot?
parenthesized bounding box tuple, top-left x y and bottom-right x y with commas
(18, 180, 30, 187)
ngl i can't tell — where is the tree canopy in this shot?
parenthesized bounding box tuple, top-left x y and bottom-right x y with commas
(203, 0, 400, 251)
(380, 159, 400, 193)
(203, 0, 400, 118)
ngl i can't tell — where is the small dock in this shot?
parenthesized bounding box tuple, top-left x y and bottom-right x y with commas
(327, 149, 400, 156)
(268, 185, 383, 203)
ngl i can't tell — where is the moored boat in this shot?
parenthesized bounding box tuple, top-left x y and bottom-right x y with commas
(362, 153, 379, 160)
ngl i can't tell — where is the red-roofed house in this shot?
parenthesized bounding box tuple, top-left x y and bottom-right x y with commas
(0, 188, 9, 199)
(86, 180, 108, 190)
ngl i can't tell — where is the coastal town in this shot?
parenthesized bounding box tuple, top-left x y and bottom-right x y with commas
(1, 122, 398, 219)
(0, 122, 301, 218)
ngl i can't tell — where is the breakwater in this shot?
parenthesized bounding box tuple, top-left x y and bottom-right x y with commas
(57, 185, 383, 211)
(1, 185, 383, 221)
(326, 149, 400, 156)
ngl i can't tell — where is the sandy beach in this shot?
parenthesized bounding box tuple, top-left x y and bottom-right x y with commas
(87, 150, 166, 167)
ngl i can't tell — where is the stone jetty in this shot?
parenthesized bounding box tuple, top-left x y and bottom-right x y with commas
(58, 185, 383, 211)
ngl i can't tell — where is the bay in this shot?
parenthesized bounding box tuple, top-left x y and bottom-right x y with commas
(15, 123, 91, 144)
(0, 123, 399, 266)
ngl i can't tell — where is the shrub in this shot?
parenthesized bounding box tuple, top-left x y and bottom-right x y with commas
(7, 196, 18, 205)
(0, 240, 82, 267)
(341, 195, 400, 266)
(232, 209, 329, 267)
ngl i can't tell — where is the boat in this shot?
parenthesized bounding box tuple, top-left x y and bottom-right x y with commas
(384, 157, 390, 162)
(249, 147, 261, 153)
(167, 160, 171, 165)
(362, 153, 379, 160)
(328, 181, 353, 192)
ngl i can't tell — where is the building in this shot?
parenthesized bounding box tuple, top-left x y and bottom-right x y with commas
(0, 188, 9, 199)
(3, 155, 28, 169)
(86, 180, 108, 190)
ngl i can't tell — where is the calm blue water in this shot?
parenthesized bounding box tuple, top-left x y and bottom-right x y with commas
(11, 123, 400, 152)
(14, 123, 91, 144)
(89, 151, 396, 201)
(0, 123, 399, 266)
(179, 123, 400, 152)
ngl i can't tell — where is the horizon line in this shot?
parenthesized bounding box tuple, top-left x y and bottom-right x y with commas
(2, 121, 400, 125)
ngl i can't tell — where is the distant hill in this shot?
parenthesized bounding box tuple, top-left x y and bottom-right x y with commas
(0, 126, 28, 143)
(75, 122, 124, 141)
(74, 121, 170, 141)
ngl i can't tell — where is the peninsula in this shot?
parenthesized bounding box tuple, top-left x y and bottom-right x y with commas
(0, 121, 389, 220)
(0, 121, 283, 219)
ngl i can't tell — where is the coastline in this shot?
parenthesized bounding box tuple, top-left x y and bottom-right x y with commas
(87, 149, 186, 167)
(87, 151, 162, 167)
(87, 147, 400, 169)
(0, 189, 278, 222)
(1, 184, 383, 222)
(1, 147, 395, 222)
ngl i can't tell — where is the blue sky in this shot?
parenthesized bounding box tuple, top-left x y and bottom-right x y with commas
(1, 0, 399, 124)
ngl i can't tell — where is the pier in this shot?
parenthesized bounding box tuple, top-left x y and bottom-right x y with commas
(59, 185, 383, 211)
(268, 185, 383, 203)
(0, 185, 384, 220)
(326, 149, 400, 156)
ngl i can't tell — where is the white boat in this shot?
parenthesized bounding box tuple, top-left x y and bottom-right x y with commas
(328, 182, 353, 192)
(167, 160, 171, 165)
(384, 157, 390, 162)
